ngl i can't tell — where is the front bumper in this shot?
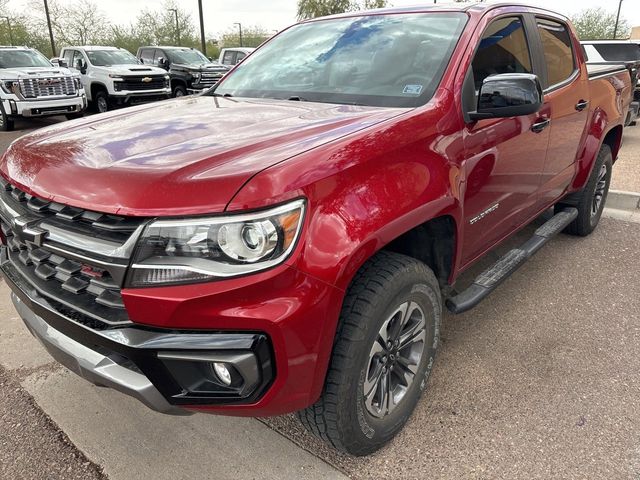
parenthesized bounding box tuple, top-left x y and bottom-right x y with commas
(2, 256, 275, 415)
(110, 89, 171, 104)
(2, 94, 87, 117)
(12, 293, 185, 415)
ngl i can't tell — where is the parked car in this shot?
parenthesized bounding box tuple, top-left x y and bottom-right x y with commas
(0, 46, 86, 131)
(136, 46, 229, 97)
(218, 47, 255, 66)
(57, 46, 171, 113)
(582, 40, 640, 125)
(0, 3, 631, 456)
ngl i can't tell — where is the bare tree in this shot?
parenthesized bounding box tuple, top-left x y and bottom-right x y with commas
(570, 7, 630, 40)
(296, 0, 389, 21)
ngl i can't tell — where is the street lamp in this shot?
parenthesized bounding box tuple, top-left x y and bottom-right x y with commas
(0, 16, 12, 46)
(613, 0, 624, 39)
(43, 0, 56, 57)
(168, 8, 180, 46)
(234, 22, 243, 47)
(197, 0, 206, 54)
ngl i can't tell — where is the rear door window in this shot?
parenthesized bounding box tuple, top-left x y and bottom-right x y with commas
(222, 51, 236, 65)
(472, 17, 533, 91)
(537, 18, 576, 87)
(140, 49, 155, 65)
(153, 49, 165, 66)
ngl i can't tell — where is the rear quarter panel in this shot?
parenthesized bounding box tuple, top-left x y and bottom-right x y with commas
(570, 69, 630, 190)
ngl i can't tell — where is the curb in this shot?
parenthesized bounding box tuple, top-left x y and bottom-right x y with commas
(606, 190, 640, 211)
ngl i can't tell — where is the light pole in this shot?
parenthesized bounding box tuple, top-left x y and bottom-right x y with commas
(613, 0, 623, 39)
(1, 16, 12, 46)
(43, 0, 56, 57)
(197, 0, 206, 54)
(169, 8, 180, 46)
(234, 22, 243, 47)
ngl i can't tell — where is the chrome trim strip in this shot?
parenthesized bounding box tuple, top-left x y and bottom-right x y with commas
(12, 293, 188, 415)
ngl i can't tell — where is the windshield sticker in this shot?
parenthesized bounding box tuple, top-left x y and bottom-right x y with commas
(403, 84, 423, 95)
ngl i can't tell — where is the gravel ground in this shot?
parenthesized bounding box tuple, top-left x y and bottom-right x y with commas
(0, 364, 107, 480)
(264, 218, 640, 479)
(612, 126, 640, 192)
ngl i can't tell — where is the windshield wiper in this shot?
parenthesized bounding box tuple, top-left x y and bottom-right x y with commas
(287, 96, 307, 101)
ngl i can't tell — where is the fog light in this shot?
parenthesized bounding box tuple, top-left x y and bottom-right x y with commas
(212, 362, 232, 386)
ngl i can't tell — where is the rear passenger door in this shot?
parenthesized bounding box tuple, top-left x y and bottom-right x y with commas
(460, 15, 551, 265)
(532, 17, 589, 207)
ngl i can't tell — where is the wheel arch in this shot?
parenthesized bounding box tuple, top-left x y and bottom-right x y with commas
(570, 108, 623, 192)
(89, 82, 108, 101)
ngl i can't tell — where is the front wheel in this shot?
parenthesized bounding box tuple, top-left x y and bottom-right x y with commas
(557, 144, 612, 236)
(93, 91, 110, 113)
(0, 102, 15, 131)
(298, 251, 441, 456)
(173, 85, 187, 97)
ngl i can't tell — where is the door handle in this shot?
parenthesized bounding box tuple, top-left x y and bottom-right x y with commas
(575, 100, 589, 111)
(531, 118, 550, 133)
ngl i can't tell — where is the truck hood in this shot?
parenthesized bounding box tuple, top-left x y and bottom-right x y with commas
(1, 96, 405, 216)
(104, 65, 168, 76)
(172, 62, 229, 73)
(0, 67, 75, 79)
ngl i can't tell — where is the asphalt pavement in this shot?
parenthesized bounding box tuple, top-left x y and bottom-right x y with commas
(0, 116, 639, 479)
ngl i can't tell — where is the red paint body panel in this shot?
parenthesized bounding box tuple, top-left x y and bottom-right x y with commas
(0, 4, 631, 416)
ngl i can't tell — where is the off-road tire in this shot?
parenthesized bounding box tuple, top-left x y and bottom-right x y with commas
(298, 251, 441, 456)
(557, 144, 612, 236)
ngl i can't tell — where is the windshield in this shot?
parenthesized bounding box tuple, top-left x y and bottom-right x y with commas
(212, 13, 467, 107)
(167, 49, 210, 64)
(0, 49, 52, 68)
(87, 50, 140, 66)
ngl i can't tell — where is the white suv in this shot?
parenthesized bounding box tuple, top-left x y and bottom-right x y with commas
(58, 46, 170, 113)
(0, 46, 86, 131)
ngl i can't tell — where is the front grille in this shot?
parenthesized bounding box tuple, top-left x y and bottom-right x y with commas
(115, 75, 167, 91)
(19, 77, 77, 98)
(0, 179, 147, 330)
(197, 72, 225, 88)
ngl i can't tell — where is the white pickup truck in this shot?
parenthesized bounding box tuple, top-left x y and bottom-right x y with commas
(58, 46, 171, 113)
(0, 46, 86, 131)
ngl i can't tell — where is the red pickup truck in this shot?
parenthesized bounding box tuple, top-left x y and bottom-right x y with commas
(0, 3, 631, 455)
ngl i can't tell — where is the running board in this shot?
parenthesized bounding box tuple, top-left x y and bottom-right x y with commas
(445, 207, 578, 314)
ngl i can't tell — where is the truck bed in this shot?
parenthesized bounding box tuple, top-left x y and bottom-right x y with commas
(587, 63, 629, 79)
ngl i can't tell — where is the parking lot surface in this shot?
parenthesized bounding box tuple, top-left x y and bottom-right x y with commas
(0, 118, 639, 479)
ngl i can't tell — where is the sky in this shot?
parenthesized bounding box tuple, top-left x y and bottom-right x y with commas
(4, 0, 640, 39)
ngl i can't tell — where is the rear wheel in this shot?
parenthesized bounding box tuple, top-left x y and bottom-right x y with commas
(556, 144, 612, 236)
(298, 251, 441, 456)
(0, 102, 15, 131)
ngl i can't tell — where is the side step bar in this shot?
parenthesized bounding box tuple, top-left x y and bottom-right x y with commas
(445, 207, 578, 314)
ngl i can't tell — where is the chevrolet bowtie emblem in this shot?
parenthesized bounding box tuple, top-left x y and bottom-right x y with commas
(141, 77, 153, 83)
(11, 216, 47, 247)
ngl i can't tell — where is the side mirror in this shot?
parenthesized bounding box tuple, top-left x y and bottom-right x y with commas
(75, 59, 87, 74)
(469, 73, 543, 120)
(158, 57, 168, 69)
(50, 57, 68, 68)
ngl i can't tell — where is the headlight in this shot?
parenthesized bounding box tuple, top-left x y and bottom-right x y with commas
(108, 74, 123, 79)
(127, 199, 305, 287)
(1, 80, 19, 94)
(193, 72, 201, 82)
